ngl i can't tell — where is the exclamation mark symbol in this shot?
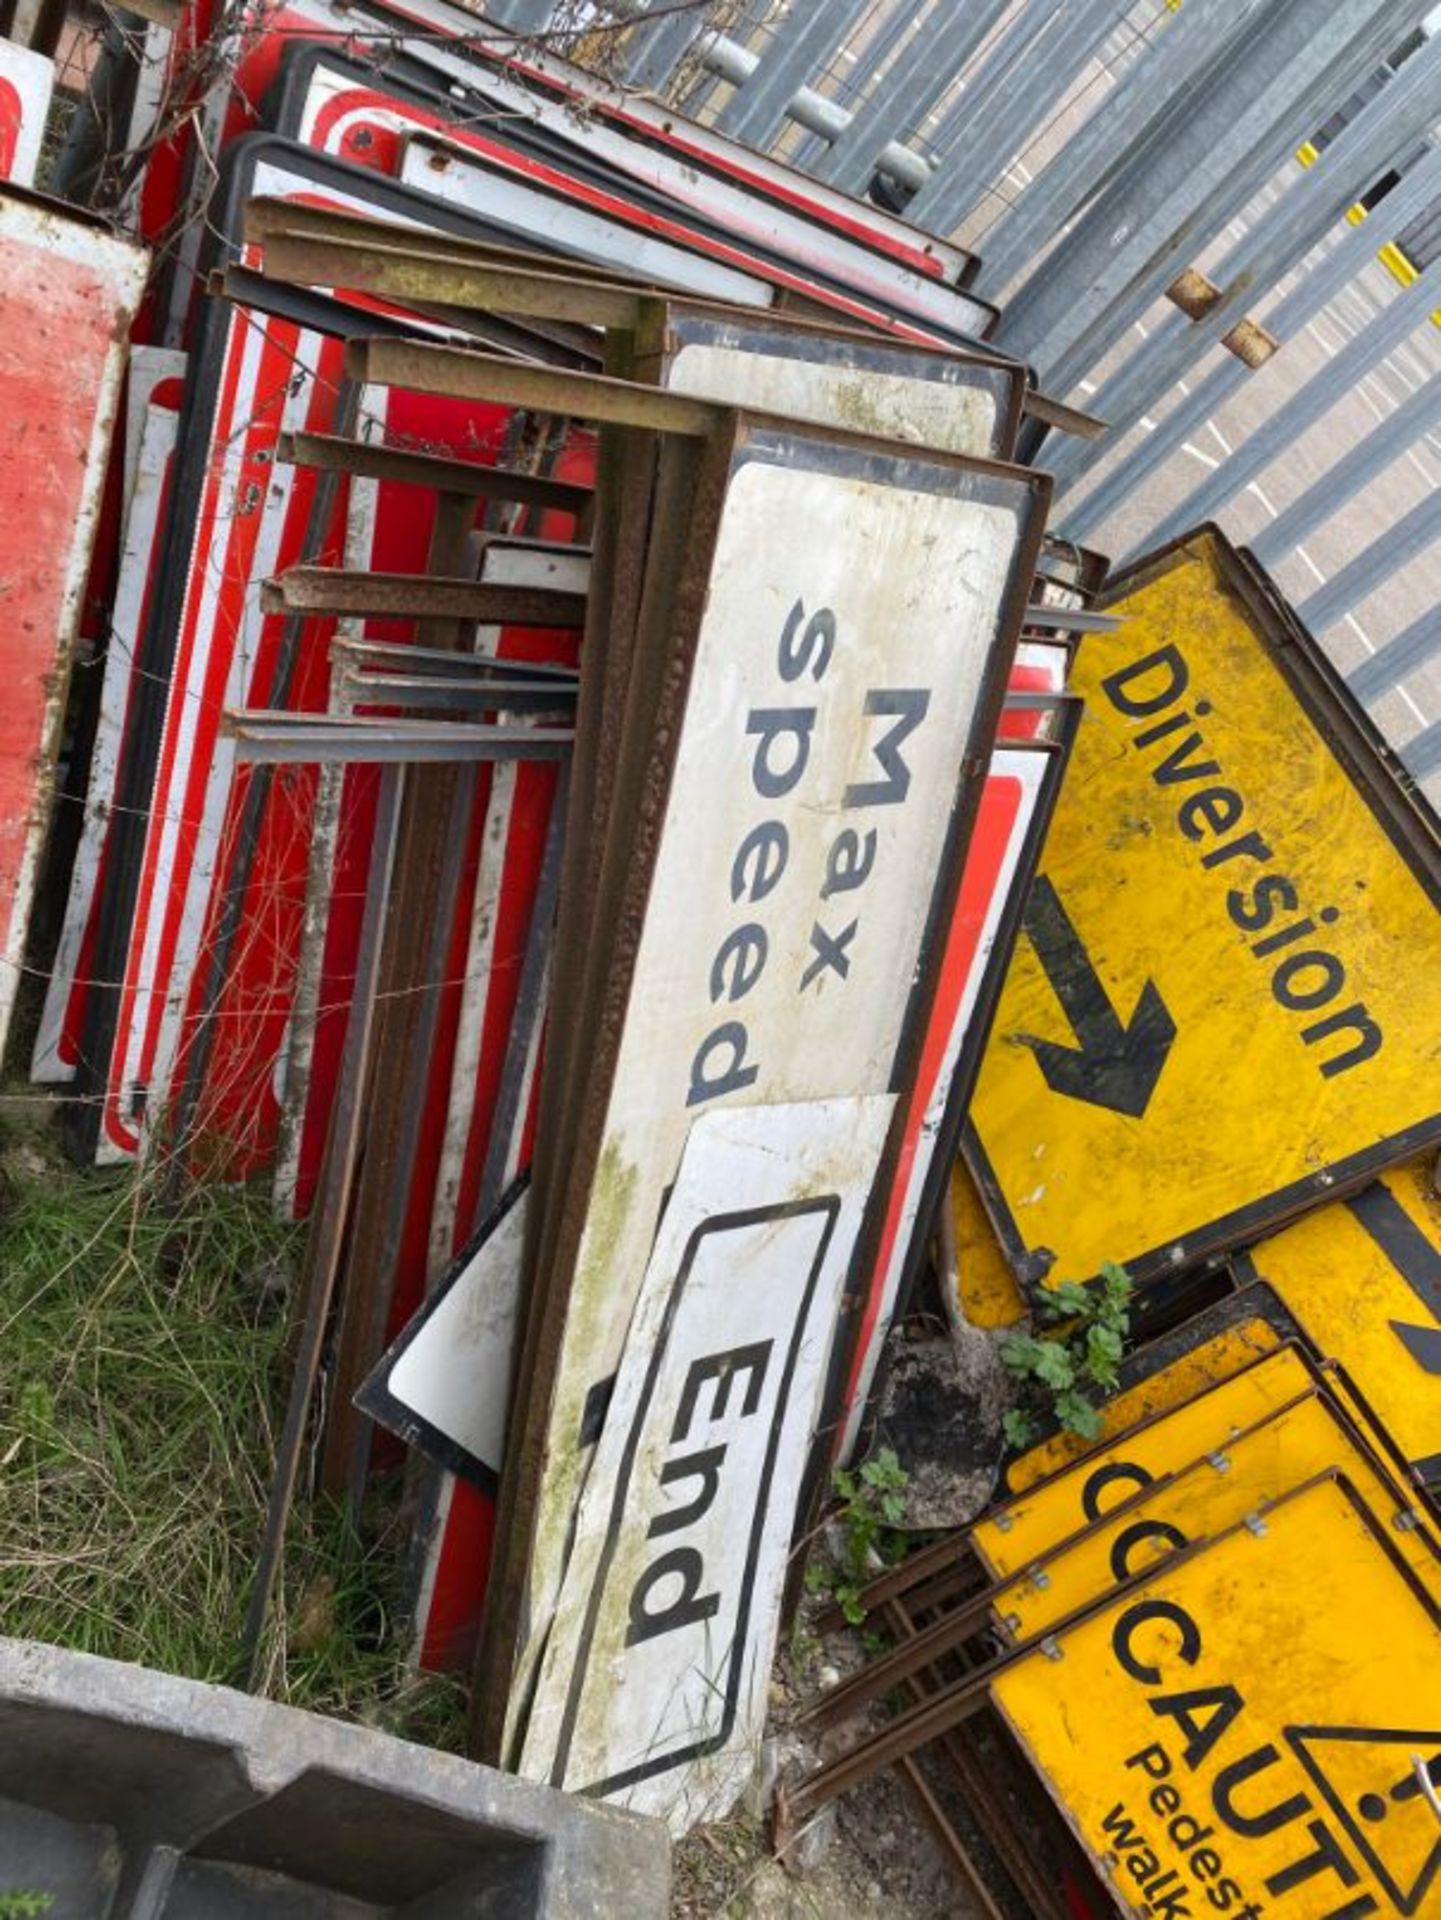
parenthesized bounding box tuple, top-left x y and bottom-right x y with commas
(1358, 1749, 1441, 1824)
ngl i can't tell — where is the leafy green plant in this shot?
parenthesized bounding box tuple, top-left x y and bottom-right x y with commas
(804, 1447, 910, 1626)
(0, 1891, 54, 1918)
(999, 1261, 1134, 1450)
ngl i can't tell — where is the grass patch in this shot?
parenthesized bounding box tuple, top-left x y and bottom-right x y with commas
(0, 1125, 465, 1749)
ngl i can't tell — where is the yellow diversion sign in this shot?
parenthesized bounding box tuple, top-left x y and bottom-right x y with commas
(1237, 1154, 1441, 1484)
(993, 1474, 1441, 1920)
(966, 528, 1441, 1291)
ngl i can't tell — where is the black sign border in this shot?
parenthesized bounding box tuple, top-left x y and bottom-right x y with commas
(552, 1193, 841, 1797)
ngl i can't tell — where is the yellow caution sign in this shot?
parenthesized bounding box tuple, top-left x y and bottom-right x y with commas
(967, 529, 1441, 1291)
(974, 1344, 1318, 1579)
(993, 1474, 1441, 1920)
(999, 1392, 1438, 1642)
(1239, 1154, 1441, 1483)
(949, 1157, 1026, 1328)
(1006, 1305, 1289, 1493)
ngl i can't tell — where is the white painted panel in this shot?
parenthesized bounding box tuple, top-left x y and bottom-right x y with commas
(510, 438, 1029, 1747)
(521, 1094, 895, 1832)
(362, 1186, 529, 1484)
(398, 136, 772, 310)
(480, 545, 592, 594)
(33, 388, 183, 1084)
(669, 341, 999, 457)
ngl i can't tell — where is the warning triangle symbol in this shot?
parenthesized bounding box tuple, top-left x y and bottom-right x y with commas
(1285, 1726, 1441, 1916)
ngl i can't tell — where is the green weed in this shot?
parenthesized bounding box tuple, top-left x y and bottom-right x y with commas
(0, 1140, 462, 1747)
(804, 1446, 910, 1626)
(999, 1260, 1134, 1449)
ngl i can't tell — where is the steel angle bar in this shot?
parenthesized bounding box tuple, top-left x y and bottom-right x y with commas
(977, 0, 1259, 294)
(240, 197, 608, 282)
(339, 752, 481, 1511)
(1022, 390, 1106, 443)
(881, 1588, 1058, 1920)
(715, 0, 871, 147)
(1021, 605, 1119, 634)
(342, 672, 579, 713)
(943, 1719, 1073, 1920)
(346, 335, 718, 434)
(801, 1587, 1001, 1733)
(1143, 272, 1441, 554)
(281, 430, 595, 520)
(331, 638, 579, 683)
(1041, 26, 1441, 493)
(1346, 611, 1441, 705)
(1401, 721, 1441, 781)
(225, 717, 575, 765)
(243, 763, 404, 1681)
(259, 230, 645, 332)
(262, 569, 588, 627)
(1061, 142, 1441, 541)
(998, 0, 1428, 383)
(905, 0, 1118, 234)
(816, 0, 1012, 196)
(1298, 492, 1441, 632)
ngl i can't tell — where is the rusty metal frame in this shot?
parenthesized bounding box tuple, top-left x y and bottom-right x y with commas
(225, 716, 575, 764)
(243, 761, 406, 1679)
(332, 636, 580, 683)
(339, 671, 579, 714)
(462, 415, 1047, 1757)
(261, 567, 588, 627)
(283, 428, 596, 522)
(256, 215, 1068, 460)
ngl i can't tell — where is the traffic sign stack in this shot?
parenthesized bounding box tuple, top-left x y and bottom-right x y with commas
(7, 0, 1438, 1904)
(1, 0, 1100, 1863)
(793, 525, 1441, 1916)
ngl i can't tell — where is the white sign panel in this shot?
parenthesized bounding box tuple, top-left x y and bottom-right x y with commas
(357, 1183, 529, 1491)
(521, 1095, 895, 1832)
(509, 429, 1042, 1743)
(666, 333, 1002, 459)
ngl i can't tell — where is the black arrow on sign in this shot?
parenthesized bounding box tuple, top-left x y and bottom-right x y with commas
(1018, 876, 1176, 1119)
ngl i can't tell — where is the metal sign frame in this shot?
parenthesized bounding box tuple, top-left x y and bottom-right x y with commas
(364, 354, 1050, 1756)
(70, 135, 580, 1162)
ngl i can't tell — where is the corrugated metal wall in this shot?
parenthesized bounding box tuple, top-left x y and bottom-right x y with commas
(490, 0, 1441, 799)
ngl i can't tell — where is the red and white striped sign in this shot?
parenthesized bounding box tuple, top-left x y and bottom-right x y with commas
(0, 196, 145, 1062)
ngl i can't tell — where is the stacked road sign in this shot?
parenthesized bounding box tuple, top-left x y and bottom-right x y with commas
(12, 1, 1439, 1904)
(789, 527, 1441, 1914)
(1, 0, 1108, 1862)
